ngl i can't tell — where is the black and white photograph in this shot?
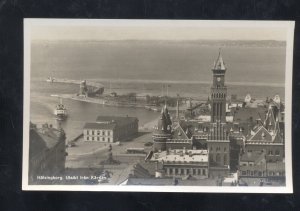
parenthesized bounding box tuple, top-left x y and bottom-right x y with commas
(22, 19, 294, 193)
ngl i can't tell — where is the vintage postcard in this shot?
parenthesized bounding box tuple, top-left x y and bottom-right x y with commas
(23, 19, 294, 192)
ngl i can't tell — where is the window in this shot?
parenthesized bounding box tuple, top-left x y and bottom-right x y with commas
(202, 169, 206, 175)
(186, 169, 190, 175)
(181, 169, 184, 175)
(108, 131, 110, 136)
(268, 150, 273, 155)
(97, 131, 100, 135)
(224, 147, 227, 152)
(108, 138, 110, 142)
(242, 171, 246, 176)
(87, 137, 89, 141)
(170, 169, 173, 174)
(102, 131, 105, 135)
(216, 154, 221, 163)
(175, 169, 178, 174)
(275, 150, 280, 156)
(224, 154, 227, 165)
(210, 146, 213, 152)
(193, 169, 196, 175)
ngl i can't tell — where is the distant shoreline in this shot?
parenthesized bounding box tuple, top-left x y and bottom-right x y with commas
(32, 39, 286, 48)
(32, 77, 285, 88)
(89, 78, 285, 88)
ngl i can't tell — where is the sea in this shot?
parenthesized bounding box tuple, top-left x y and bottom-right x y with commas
(30, 40, 286, 140)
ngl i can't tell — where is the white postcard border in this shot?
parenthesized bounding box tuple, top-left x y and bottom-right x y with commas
(22, 19, 295, 193)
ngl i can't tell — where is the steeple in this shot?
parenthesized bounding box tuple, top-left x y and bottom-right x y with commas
(213, 49, 226, 71)
(152, 104, 173, 152)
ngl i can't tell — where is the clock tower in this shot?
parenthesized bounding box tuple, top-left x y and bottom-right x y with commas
(211, 51, 227, 123)
(207, 51, 230, 177)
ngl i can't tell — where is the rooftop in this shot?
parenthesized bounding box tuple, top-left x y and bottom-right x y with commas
(30, 123, 64, 157)
(84, 115, 138, 130)
(233, 107, 267, 123)
(96, 115, 138, 126)
(151, 149, 209, 163)
(83, 122, 116, 130)
(240, 151, 265, 163)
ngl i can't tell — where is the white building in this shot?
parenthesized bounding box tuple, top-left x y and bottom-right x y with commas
(83, 116, 138, 143)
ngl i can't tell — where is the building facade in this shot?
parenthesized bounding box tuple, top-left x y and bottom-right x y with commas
(83, 116, 138, 142)
(150, 149, 209, 179)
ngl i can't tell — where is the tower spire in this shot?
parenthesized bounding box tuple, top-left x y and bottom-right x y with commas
(213, 48, 226, 71)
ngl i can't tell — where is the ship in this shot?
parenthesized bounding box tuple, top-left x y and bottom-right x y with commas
(54, 98, 67, 121)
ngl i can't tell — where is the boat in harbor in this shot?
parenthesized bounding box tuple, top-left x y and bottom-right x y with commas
(54, 98, 67, 121)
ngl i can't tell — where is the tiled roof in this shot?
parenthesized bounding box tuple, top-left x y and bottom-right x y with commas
(30, 126, 64, 159)
(83, 122, 116, 130)
(151, 149, 209, 163)
(34, 127, 63, 149)
(172, 123, 189, 139)
(248, 126, 273, 142)
(84, 115, 138, 130)
(240, 151, 265, 163)
(96, 115, 138, 127)
(233, 107, 267, 123)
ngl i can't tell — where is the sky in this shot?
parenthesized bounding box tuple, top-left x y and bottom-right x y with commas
(28, 19, 289, 41)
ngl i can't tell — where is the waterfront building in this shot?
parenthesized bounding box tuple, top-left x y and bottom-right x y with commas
(83, 116, 138, 142)
(29, 122, 66, 184)
(78, 80, 105, 97)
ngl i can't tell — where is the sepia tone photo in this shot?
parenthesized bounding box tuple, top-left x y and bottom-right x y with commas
(23, 19, 294, 192)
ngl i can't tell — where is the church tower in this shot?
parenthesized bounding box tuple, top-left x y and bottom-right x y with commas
(210, 51, 227, 122)
(152, 104, 172, 152)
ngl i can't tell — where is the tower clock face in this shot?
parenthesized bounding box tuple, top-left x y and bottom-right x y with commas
(217, 77, 221, 82)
